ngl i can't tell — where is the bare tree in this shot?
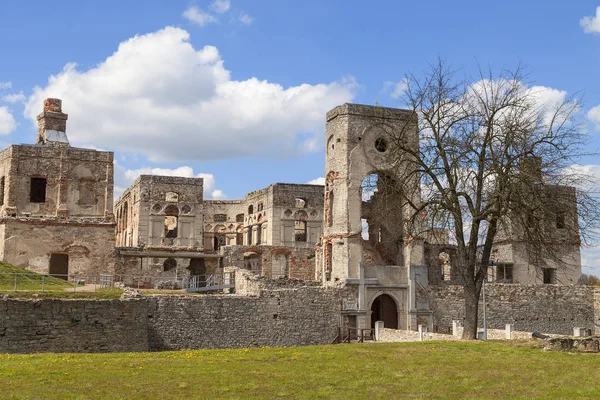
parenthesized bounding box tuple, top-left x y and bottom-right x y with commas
(372, 59, 599, 339)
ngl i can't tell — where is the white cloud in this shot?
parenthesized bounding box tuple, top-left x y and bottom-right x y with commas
(307, 177, 325, 185)
(0, 107, 17, 134)
(238, 12, 253, 26)
(25, 27, 356, 163)
(210, 0, 230, 14)
(582, 245, 600, 277)
(183, 6, 217, 27)
(588, 104, 600, 127)
(383, 79, 408, 99)
(114, 163, 226, 200)
(580, 6, 600, 34)
(563, 164, 600, 192)
(2, 91, 26, 103)
(0, 82, 11, 89)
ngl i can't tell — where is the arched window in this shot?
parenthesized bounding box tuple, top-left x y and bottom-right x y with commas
(248, 205, 254, 214)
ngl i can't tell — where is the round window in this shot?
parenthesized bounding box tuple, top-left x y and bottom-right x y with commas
(375, 137, 388, 152)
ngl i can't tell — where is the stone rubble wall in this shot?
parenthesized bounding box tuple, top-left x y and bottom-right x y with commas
(0, 298, 149, 353)
(0, 269, 354, 353)
(428, 284, 596, 335)
(146, 287, 345, 350)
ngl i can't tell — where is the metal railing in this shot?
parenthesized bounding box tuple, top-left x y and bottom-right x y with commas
(183, 271, 235, 292)
(333, 326, 375, 344)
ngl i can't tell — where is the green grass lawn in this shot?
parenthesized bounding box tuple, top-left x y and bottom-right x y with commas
(1, 341, 599, 399)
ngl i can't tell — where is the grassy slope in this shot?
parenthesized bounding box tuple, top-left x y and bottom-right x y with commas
(1, 341, 599, 399)
(0, 262, 73, 291)
(0, 263, 122, 299)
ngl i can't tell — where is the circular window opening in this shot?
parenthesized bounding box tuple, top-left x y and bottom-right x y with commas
(375, 138, 388, 153)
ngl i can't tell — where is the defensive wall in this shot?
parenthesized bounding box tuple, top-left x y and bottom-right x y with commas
(0, 269, 354, 353)
(428, 284, 599, 335)
(2, 273, 600, 353)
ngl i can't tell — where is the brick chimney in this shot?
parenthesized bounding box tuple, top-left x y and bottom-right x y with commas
(36, 98, 69, 145)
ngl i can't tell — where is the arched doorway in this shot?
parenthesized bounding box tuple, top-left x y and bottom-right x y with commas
(371, 294, 398, 329)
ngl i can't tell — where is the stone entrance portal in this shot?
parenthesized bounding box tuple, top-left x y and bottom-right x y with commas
(370, 294, 398, 329)
(49, 253, 69, 279)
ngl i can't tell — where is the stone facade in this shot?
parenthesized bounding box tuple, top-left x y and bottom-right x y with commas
(222, 245, 316, 280)
(113, 175, 216, 282)
(114, 179, 324, 282)
(0, 98, 115, 275)
(115, 175, 204, 249)
(202, 183, 324, 250)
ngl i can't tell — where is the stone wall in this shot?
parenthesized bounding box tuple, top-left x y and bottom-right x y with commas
(146, 286, 346, 350)
(0, 269, 353, 353)
(428, 284, 596, 335)
(0, 298, 148, 353)
(222, 245, 317, 280)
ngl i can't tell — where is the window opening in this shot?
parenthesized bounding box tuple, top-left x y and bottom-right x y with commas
(0, 177, 4, 206)
(30, 177, 47, 203)
(163, 258, 177, 272)
(375, 137, 388, 152)
(543, 268, 556, 284)
(295, 220, 307, 242)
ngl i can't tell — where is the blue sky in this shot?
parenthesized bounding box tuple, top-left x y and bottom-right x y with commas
(1, 1, 600, 272)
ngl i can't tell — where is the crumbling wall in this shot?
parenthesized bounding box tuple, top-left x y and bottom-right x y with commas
(116, 175, 204, 249)
(222, 245, 317, 280)
(428, 284, 596, 335)
(0, 219, 115, 275)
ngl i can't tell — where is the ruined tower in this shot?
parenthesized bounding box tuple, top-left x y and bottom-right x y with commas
(320, 103, 430, 330)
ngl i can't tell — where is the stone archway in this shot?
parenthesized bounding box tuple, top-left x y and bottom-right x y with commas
(370, 294, 398, 329)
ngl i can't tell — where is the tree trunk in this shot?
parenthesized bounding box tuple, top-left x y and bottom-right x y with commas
(462, 286, 480, 340)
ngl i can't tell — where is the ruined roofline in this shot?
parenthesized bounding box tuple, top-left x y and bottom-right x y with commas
(326, 103, 417, 123)
(130, 174, 204, 188)
(245, 183, 325, 200)
(5, 143, 113, 157)
(204, 200, 243, 205)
